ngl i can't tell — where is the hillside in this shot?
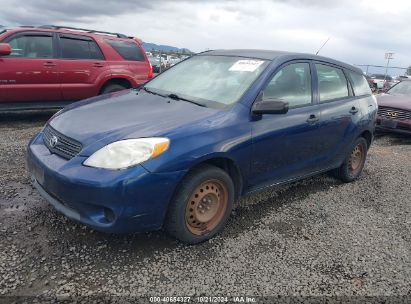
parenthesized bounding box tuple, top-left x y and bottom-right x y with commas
(142, 42, 191, 53)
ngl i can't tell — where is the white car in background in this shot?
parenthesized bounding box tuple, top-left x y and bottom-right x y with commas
(168, 56, 181, 66)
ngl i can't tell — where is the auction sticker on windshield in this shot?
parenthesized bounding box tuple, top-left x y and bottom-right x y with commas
(229, 60, 264, 72)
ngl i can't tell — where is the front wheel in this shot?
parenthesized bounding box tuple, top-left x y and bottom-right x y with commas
(164, 165, 234, 244)
(334, 137, 368, 183)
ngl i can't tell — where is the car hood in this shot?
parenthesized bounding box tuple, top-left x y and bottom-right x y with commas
(376, 93, 411, 111)
(50, 90, 219, 155)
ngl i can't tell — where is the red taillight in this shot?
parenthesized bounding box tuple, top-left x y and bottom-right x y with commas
(148, 64, 153, 79)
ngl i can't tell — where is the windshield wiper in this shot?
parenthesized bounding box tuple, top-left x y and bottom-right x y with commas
(167, 93, 206, 107)
(142, 87, 166, 97)
(143, 88, 206, 107)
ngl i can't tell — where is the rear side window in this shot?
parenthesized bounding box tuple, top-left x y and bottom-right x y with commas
(348, 71, 371, 96)
(6, 34, 53, 58)
(105, 40, 145, 61)
(316, 64, 349, 102)
(60, 36, 104, 60)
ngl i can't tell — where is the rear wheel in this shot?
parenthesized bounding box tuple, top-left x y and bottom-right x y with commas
(100, 83, 128, 94)
(334, 137, 368, 183)
(164, 165, 234, 244)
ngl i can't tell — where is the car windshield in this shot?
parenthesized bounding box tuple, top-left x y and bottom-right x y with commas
(388, 81, 411, 96)
(144, 55, 269, 108)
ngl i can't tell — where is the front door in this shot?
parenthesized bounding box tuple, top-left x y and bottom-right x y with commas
(0, 32, 61, 103)
(249, 61, 324, 188)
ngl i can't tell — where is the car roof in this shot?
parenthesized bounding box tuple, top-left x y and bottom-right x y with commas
(2, 26, 141, 43)
(202, 49, 363, 74)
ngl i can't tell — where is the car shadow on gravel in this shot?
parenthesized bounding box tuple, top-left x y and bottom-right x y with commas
(21, 172, 342, 261)
(374, 132, 411, 145)
(0, 110, 56, 125)
(221, 173, 341, 240)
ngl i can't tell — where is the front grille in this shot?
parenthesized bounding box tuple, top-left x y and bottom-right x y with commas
(43, 124, 82, 159)
(378, 106, 411, 120)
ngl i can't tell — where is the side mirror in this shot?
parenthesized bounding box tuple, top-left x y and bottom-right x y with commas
(252, 99, 289, 115)
(0, 43, 11, 56)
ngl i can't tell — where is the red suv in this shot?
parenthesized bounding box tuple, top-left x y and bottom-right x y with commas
(0, 25, 152, 110)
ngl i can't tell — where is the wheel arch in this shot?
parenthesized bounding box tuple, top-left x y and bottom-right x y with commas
(360, 129, 373, 149)
(99, 78, 133, 94)
(171, 155, 244, 207)
(199, 157, 244, 204)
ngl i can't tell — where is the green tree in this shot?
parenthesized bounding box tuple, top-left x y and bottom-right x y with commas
(407, 66, 411, 76)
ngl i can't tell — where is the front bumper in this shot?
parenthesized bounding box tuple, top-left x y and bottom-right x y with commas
(27, 132, 187, 233)
(376, 117, 411, 135)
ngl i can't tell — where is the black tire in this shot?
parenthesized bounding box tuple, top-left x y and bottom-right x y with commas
(164, 164, 234, 244)
(334, 137, 368, 183)
(100, 83, 127, 94)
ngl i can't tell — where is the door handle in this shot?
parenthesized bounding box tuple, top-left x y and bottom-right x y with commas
(43, 61, 56, 67)
(306, 114, 319, 123)
(93, 63, 104, 67)
(349, 106, 359, 114)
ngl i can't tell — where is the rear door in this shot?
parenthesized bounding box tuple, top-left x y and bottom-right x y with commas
(312, 63, 361, 169)
(249, 61, 324, 187)
(57, 34, 110, 101)
(0, 31, 61, 103)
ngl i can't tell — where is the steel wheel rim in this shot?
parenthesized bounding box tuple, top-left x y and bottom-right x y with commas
(348, 144, 364, 175)
(185, 179, 228, 235)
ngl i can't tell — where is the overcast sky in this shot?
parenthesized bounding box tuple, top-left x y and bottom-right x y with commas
(1, 0, 410, 74)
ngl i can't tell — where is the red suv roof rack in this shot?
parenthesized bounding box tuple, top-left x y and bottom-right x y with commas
(19, 25, 129, 39)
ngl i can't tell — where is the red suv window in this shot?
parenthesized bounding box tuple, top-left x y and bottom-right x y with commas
(6, 33, 54, 58)
(60, 35, 104, 60)
(105, 40, 145, 61)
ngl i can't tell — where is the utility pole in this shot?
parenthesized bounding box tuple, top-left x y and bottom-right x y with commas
(383, 52, 394, 85)
(159, 50, 162, 73)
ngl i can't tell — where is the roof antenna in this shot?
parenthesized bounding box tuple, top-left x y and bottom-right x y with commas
(315, 37, 331, 55)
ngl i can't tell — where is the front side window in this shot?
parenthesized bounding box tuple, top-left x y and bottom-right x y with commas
(145, 55, 269, 108)
(316, 64, 349, 102)
(262, 62, 312, 108)
(60, 37, 104, 60)
(348, 71, 371, 96)
(106, 40, 145, 61)
(6, 34, 53, 58)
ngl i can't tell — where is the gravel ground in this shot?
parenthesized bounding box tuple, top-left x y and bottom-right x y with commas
(0, 112, 410, 303)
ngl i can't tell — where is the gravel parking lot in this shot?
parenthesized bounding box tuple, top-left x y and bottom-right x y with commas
(0, 112, 410, 302)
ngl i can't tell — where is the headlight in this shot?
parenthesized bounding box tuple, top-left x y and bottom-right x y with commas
(83, 138, 169, 170)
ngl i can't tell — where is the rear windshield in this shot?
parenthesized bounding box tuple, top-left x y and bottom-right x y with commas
(105, 39, 145, 61)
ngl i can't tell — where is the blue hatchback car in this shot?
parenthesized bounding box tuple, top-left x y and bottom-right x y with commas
(27, 50, 377, 243)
